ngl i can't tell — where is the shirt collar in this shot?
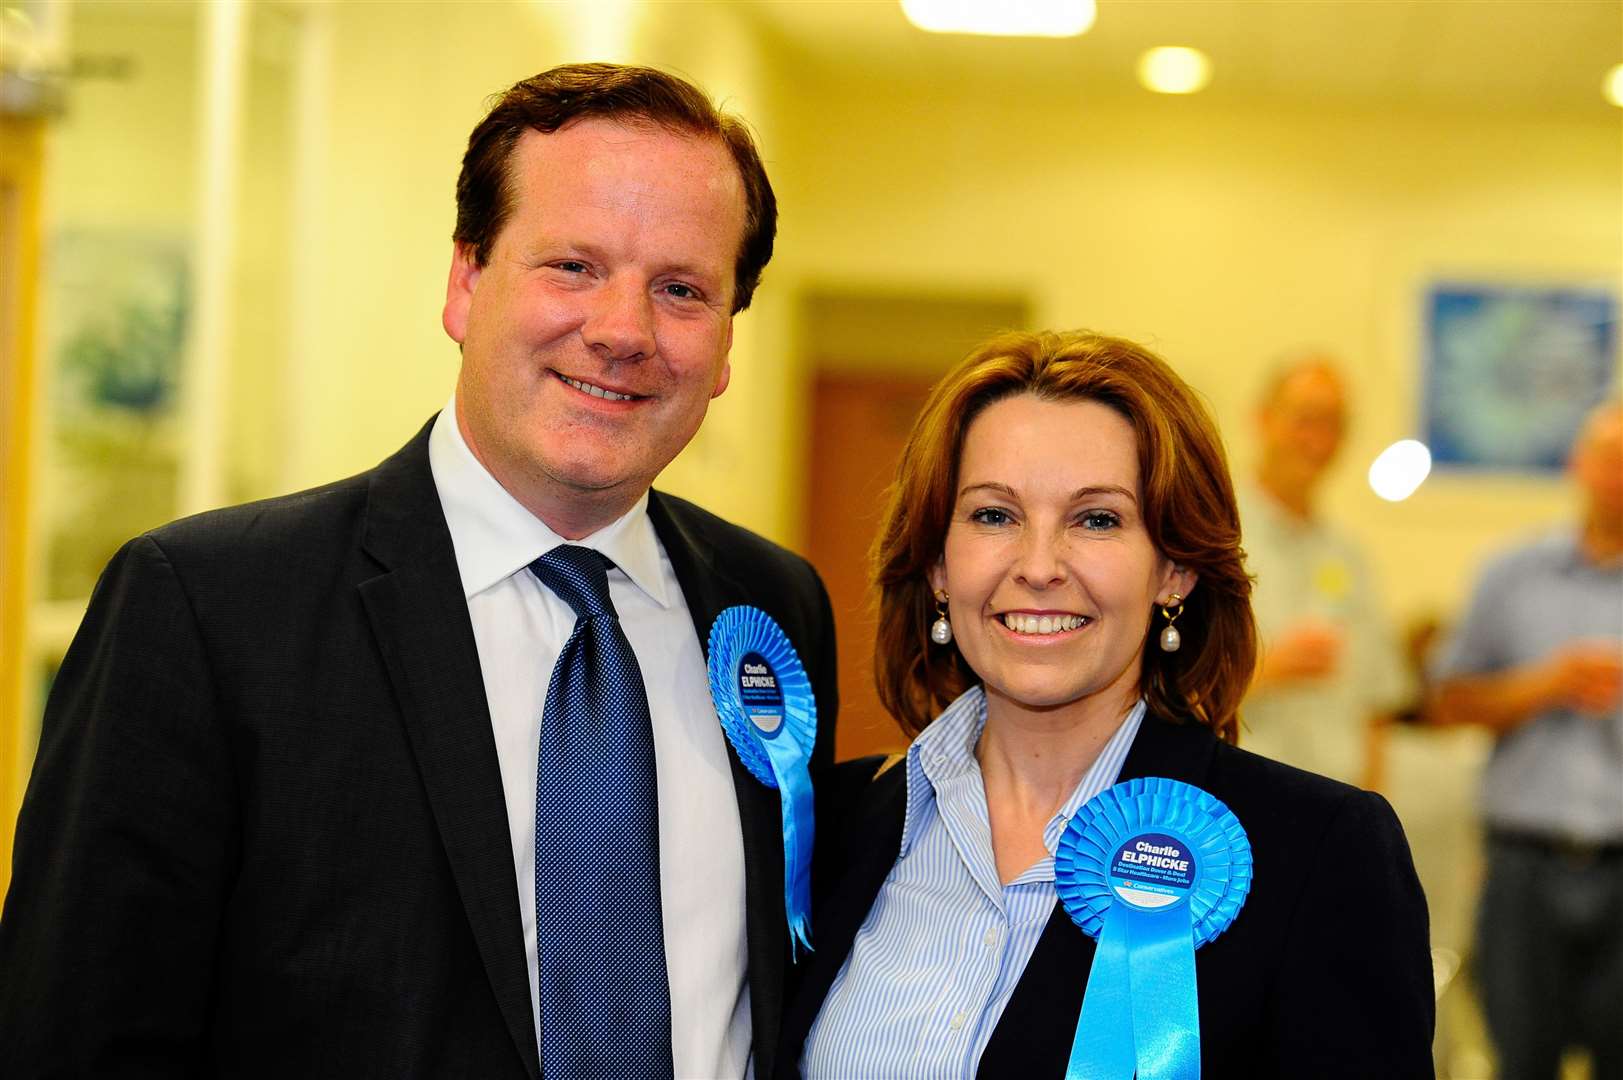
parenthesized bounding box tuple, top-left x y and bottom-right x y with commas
(427, 395, 670, 607)
(898, 685, 986, 858)
(897, 685, 1147, 862)
(1550, 527, 1623, 574)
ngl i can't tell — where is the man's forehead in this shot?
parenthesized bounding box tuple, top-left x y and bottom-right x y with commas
(1274, 365, 1344, 410)
(513, 120, 739, 186)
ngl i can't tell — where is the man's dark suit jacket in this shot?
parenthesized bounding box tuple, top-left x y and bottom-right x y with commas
(0, 418, 838, 1079)
(780, 710, 1435, 1079)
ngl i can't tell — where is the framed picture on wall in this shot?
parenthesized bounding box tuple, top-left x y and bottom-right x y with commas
(1423, 282, 1618, 472)
(43, 229, 188, 601)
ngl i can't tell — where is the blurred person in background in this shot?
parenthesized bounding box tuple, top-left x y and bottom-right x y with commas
(1239, 356, 1412, 788)
(781, 330, 1433, 1079)
(0, 63, 837, 1078)
(1430, 400, 1623, 1080)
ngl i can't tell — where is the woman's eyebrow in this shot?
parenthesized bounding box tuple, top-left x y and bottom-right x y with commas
(957, 481, 1139, 506)
(1070, 484, 1138, 505)
(957, 481, 1019, 500)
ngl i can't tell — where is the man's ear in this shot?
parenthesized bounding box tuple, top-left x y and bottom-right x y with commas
(442, 242, 482, 345)
(710, 319, 735, 399)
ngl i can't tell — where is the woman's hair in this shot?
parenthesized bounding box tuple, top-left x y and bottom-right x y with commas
(871, 329, 1257, 742)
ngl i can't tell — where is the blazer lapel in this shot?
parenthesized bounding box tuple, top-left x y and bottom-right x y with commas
(1115, 711, 1220, 788)
(648, 491, 790, 1080)
(777, 762, 907, 1078)
(356, 423, 540, 1080)
(978, 712, 1221, 1078)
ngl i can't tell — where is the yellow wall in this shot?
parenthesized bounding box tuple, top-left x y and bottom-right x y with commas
(1, 114, 46, 903)
(31, 0, 1623, 630)
(769, 79, 1622, 621)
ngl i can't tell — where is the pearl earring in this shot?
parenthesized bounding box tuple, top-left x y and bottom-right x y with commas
(1158, 593, 1185, 653)
(930, 590, 953, 645)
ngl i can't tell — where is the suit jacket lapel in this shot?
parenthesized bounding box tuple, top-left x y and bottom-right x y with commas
(356, 421, 540, 1080)
(648, 491, 790, 1080)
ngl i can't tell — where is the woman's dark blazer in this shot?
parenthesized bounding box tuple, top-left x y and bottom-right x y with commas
(781, 710, 1436, 1079)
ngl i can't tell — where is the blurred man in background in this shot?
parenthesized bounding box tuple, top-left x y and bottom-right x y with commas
(1239, 356, 1411, 786)
(1431, 400, 1623, 1080)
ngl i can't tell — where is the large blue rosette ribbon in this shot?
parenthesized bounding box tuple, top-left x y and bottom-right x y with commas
(1054, 777, 1252, 1080)
(707, 606, 818, 956)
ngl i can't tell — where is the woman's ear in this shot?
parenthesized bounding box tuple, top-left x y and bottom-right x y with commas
(1159, 563, 1198, 605)
(928, 558, 947, 596)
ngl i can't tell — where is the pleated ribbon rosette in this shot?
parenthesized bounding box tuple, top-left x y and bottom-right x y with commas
(707, 606, 818, 955)
(1055, 777, 1252, 1080)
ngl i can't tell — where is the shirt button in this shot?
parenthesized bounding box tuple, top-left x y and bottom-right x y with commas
(950, 1012, 967, 1031)
(984, 927, 999, 946)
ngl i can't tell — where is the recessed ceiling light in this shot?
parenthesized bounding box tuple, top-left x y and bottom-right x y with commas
(900, 0, 1096, 38)
(1368, 440, 1432, 502)
(1137, 46, 1212, 95)
(1605, 63, 1623, 108)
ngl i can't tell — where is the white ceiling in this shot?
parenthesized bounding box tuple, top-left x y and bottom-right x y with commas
(743, 0, 1623, 117)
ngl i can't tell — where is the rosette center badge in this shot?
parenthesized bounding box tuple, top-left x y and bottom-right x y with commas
(1109, 831, 1197, 910)
(737, 651, 785, 735)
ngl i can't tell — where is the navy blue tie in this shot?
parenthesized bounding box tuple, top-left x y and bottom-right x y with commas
(529, 545, 673, 1079)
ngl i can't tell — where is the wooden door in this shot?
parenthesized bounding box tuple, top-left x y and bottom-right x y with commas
(806, 374, 936, 762)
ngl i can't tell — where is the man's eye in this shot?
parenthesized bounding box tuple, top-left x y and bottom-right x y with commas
(970, 507, 1012, 526)
(554, 261, 588, 274)
(1081, 510, 1120, 530)
(663, 282, 699, 300)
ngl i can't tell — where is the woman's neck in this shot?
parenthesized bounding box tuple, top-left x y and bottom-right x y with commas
(977, 687, 1137, 883)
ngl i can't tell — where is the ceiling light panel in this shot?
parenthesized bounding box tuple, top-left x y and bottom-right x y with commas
(900, 0, 1097, 38)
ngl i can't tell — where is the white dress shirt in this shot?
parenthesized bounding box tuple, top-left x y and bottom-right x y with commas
(428, 399, 752, 1079)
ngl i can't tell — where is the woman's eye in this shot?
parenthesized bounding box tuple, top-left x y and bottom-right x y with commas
(969, 507, 1013, 527)
(1080, 510, 1120, 530)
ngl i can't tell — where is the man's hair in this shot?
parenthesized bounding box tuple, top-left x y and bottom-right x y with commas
(871, 329, 1259, 742)
(453, 63, 777, 314)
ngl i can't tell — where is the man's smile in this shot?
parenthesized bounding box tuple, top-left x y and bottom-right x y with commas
(553, 369, 647, 402)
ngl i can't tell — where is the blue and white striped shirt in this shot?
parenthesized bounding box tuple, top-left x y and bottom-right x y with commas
(802, 686, 1144, 1079)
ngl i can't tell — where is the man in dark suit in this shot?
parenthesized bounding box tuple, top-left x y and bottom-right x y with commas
(0, 63, 837, 1079)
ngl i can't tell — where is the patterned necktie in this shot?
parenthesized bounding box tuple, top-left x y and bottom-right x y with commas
(529, 545, 673, 1079)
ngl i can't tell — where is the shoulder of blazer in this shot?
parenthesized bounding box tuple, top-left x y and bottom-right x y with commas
(1202, 735, 1373, 837)
(1121, 711, 1366, 827)
(143, 417, 439, 576)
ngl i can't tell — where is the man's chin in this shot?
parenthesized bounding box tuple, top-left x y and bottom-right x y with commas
(545, 464, 633, 497)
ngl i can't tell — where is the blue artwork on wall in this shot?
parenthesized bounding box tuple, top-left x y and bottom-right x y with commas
(1424, 283, 1617, 472)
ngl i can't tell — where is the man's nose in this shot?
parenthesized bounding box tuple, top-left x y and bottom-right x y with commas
(582, 276, 655, 362)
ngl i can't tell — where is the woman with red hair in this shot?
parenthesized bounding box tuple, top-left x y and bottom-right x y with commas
(779, 330, 1433, 1078)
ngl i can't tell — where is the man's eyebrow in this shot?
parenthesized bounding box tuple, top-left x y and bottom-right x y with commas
(654, 258, 724, 284)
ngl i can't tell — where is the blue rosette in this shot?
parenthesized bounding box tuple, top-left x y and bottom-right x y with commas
(1054, 777, 1252, 1080)
(707, 606, 818, 956)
